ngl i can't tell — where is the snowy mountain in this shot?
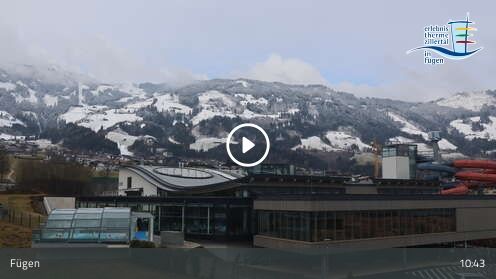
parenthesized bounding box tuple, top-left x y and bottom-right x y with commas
(1, 66, 496, 164)
(436, 91, 496, 112)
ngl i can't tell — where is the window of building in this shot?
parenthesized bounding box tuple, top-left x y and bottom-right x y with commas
(257, 208, 456, 242)
(127, 177, 132, 189)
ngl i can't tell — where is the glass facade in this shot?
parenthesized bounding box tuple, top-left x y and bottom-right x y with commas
(158, 204, 249, 237)
(382, 145, 417, 158)
(41, 208, 131, 243)
(257, 208, 456, 242)
(76, 198, 252, 239)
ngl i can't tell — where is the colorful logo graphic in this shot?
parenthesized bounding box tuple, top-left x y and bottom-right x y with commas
(407, 13, 483, 65)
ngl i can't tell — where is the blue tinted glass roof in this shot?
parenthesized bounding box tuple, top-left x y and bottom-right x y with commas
(40, 208, 131, 243)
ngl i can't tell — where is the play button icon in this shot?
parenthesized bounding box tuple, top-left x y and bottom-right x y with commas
(226, 123, 270, 167)
(242, 137, 255, 154)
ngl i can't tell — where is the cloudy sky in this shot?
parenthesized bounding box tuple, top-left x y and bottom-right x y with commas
(1, 0, 495, 101)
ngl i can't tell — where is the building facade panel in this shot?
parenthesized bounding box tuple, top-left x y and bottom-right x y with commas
(254, 197, 496, 249)
(456, 207, 496, 232)
(118, 168, 158, 196)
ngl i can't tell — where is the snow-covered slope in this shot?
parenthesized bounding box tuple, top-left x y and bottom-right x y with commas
(437, 91, 496, 111)
(105, 129, 139, 156)
(191, 91, 237, 125)
(0, 111, 25, 127)
(387, 111, 428, 140)
(292, 136, 338, 152)
(43, 95, 58, 106)
(450, 116, 496, 140)
(325, 131, 371, 151)
(59, 105, 142, 132)
(235, 93, 268, 106)
(190, 137, 226, 152)
(438, 139, 457, 151)
(1, 68, 496, 159)
(0, 81, 16, 91)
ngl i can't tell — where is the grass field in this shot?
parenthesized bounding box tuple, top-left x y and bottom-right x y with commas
(0, 194, 44, 213)
(0, 194, 45, 247)
(0, 220, 32, 247)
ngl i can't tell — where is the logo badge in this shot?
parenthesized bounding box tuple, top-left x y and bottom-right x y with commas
(407, 13, 483, 65)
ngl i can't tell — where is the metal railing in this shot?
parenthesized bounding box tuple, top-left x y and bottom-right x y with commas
(0, 208, 47, 229)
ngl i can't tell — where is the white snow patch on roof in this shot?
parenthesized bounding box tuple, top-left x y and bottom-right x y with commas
(388, 136, 415, 143)
(28, 139, 58, 149)
(0, 133, 26, 141)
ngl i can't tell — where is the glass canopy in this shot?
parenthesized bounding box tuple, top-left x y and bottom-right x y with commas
(41, 207, 131, 243)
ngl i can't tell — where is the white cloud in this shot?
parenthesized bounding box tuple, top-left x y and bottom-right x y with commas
(159, 68, 208, 87)
(241, 54, 328, 85)
(333, 57, 496, 102)
(0, 20, 204, 86)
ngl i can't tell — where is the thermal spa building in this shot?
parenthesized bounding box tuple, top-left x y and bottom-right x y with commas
(71, 164, 496, 248)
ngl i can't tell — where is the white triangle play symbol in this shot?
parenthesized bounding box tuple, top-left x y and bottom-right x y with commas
(242, 137, 255, 154)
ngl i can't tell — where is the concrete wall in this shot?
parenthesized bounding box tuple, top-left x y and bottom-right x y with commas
(118, 168, 158, 196)
(160, 231, 185, 247)
(254, 230, 496, 250)
(457, 207, 496, 232)
(43, 197, 75, 213)
(382, 157, 410, 179)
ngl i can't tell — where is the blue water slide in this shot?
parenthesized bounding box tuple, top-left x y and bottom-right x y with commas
(417, 162, 457, 174)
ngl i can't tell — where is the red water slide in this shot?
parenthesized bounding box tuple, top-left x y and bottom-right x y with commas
(453, 160, 496, 170)
(440, 184, 469, 195)
(455, 171, 496, 182)
(441, 160, 496, 195)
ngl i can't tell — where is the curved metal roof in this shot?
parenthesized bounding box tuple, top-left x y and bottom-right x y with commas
(124, 165, 245, 192)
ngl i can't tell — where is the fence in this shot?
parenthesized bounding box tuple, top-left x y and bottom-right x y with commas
(0, 208, 47, 229)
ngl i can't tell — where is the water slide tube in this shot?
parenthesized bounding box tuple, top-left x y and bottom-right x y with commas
(453, 160, 496, 170)
(417, 162, 457, 175)
(441, 160, 496, 195)
(440, 184, 469, 195)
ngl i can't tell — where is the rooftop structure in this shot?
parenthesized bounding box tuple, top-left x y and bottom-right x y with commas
(34, 207, 153, 246)
(119, 165, 243, 196)
(382, 143, 417, 179)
